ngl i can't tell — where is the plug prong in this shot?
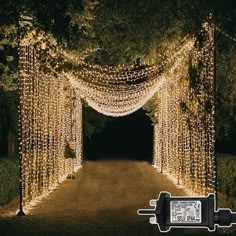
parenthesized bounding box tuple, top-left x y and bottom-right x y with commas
(137, 209, 156, 215)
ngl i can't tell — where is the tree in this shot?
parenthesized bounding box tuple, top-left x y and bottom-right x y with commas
(0, 0, 236, 154)
(0, 0, 107, 150)
(215, 33, 236, 153)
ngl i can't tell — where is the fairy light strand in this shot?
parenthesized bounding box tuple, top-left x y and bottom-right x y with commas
(152, 18, 215, 196)
(18, 44, 82, 211)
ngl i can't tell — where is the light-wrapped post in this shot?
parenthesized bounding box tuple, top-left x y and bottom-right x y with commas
(17, 13, 34, 216)
(17, 44, 26, 216)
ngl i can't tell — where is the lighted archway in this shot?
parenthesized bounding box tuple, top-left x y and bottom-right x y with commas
(17, 17, 215, 215)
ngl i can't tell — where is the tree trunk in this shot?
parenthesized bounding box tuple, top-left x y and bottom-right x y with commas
(8, 130, 16, 158)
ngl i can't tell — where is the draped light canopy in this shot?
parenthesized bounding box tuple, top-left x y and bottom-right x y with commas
(67, 39, 194, 116)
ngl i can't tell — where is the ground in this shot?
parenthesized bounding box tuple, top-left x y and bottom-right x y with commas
(0, 160, 218, 236)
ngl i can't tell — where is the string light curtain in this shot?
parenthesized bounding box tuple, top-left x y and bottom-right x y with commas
(152, 18, 215, 195)
(18, 44, 82, 211)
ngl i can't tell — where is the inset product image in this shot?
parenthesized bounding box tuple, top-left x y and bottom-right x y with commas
(138, 192, 236, 232)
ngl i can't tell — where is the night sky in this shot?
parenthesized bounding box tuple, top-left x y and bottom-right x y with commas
(84, 109, 153, 162)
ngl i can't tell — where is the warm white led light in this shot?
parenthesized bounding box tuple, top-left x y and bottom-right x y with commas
(18, 45, 82, 211)
(152, 19, 215, 196)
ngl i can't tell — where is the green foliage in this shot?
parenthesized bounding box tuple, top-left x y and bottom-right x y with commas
(0, 0, 236, 142)
(0, 24, 18, 91)
(64, 142, 76, 159)
(0, 0, 103, 140)
(0, 157, 19, 206)
(82, 101, 110, 139)
(0, 91, 18, 157)
(215, 36, 236, 144)
(138, 1, 236, 150)
(217, 154, 236, 211)
(143, 95, 160, 124)
(84, 0, 236, 66)
(0, 91, 18, 135)
(217, 154, 236, 197)
(0, 0, 99, 90)
(87, 0, 192, 65)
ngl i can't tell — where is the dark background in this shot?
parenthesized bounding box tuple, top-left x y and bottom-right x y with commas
(84, 109, 153, 162)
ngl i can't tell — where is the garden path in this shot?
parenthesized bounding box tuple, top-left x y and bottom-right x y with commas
(0, 160, 209, 236)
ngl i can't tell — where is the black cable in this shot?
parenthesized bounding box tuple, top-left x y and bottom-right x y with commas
(232, 213, 236, 224)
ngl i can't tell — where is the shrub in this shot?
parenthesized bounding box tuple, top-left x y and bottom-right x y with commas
(217, 154, 236, 197)
(217, 154, 236, 210)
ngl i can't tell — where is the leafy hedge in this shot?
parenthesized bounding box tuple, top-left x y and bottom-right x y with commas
(0, 158, 19, 206)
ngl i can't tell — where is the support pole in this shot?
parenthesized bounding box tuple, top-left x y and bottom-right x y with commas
(17, 44, 25, 217)
(16, 12, 33, 216)
(17, 159, 25, 216)
(213, 10, 218, 208)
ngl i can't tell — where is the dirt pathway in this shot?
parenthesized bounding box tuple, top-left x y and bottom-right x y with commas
(0, 160, 209, 236)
